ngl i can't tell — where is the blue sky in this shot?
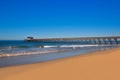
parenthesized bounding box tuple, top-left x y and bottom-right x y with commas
(0, 0, 120, 40)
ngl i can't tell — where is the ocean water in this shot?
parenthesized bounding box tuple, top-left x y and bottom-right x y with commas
(0, 40, 119, 67)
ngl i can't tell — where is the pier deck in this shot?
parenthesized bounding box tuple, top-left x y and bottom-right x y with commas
(25, 36, 120, 46)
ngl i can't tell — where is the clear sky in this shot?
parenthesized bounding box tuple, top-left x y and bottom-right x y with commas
(0, 0, 120, 40)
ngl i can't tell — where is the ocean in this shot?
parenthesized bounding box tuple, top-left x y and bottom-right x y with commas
(0, 40, 119, 67)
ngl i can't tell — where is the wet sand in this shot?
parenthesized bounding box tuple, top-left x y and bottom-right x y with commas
(0, 48, 120, 80)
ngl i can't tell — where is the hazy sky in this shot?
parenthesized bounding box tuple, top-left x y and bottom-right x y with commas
(0, 0, 120, 40)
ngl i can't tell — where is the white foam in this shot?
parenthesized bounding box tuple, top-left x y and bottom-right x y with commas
(60, 45, 99, 48)
(0, 49, 69, 58)
(43, 45, 110, 48)
(44, 46, 57, 48)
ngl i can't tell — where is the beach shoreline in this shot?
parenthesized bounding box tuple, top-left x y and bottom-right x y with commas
(0, 48, 120, 80)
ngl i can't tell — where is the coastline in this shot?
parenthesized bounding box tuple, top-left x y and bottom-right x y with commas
(0, 48, 120, 80)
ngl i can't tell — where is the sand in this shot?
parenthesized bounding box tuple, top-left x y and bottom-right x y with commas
(0, 48, 120, 80)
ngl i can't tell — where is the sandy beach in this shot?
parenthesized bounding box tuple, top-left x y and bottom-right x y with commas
(0, 48, 120, 80)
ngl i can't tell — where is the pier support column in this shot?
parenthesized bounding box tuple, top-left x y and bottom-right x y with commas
(113, 38, 118, 47)
(97, 39, 101, 45)
(103, 39, 107, 45)
(108, 38, 112, 45)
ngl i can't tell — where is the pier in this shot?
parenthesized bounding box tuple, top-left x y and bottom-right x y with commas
(25, 36, 120, 46)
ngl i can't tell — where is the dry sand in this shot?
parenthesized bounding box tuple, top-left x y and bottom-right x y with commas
(0, 48, 120, 80)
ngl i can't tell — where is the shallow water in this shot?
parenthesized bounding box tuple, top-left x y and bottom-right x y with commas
(0, 46, 113, 67)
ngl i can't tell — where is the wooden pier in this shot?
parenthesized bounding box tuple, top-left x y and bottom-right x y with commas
(25, 36, 120, 46)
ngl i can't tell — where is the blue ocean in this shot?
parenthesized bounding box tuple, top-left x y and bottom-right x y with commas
(0, 40, 119, 67)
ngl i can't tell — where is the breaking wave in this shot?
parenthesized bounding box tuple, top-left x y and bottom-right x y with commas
(0, 44, 112, 58)
(0, 49, 70, 58)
